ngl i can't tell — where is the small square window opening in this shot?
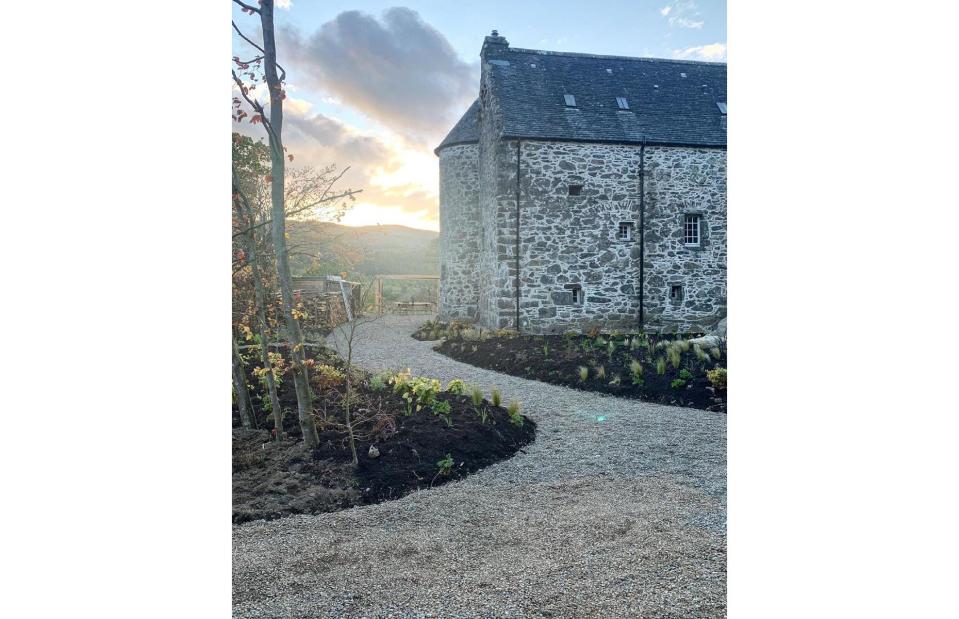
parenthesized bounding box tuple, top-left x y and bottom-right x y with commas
(616, 97, 629, 110)
(568, 184, 583, 196)
(572, 287, 584, 304)
(684, 214, 701, 246)
(564, 94, 577, 107)
(670, 285, 683, 301)
(618, 222, 634, 241)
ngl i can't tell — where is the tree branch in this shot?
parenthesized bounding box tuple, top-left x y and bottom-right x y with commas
(232, 21, 286, 82)
(232, 0, 261, 14)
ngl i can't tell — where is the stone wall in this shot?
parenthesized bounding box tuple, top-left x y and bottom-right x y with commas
(476, 64, 520, 330)
(642, 146, 727, 332)
(496, 140, 726, 334)
(438, 144, 480, 320)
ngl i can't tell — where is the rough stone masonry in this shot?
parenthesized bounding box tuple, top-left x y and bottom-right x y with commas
(436, 33, 727, 334)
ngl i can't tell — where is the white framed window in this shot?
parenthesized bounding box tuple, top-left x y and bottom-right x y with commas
(571, 286, 583, 304)
(683, 214, 701, 246)
(618, 221, 634, 241)
(670, 285, 683, 302)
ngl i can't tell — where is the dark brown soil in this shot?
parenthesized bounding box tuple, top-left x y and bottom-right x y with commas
(233, 345, 536, 524)
(434, 331, 727, 412)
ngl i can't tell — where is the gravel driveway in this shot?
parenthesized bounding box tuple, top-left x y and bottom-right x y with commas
(233, 315, 727, 618)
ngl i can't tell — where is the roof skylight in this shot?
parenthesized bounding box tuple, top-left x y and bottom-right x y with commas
(616, 97, 630, 110)
(564, 94, 577, 107)
(717, 102, 727, 114)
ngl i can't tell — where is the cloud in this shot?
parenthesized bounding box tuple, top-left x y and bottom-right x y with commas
(663, 1, 705, 29)
(276, 0, 292, 9)
(232, 94, 441, 226)
(278, 7, 478, 145)
(671, 42, 726, 61)
(672, 18, 703, 29)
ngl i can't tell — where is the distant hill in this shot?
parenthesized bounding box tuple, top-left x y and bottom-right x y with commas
(287, 221, 439, 277)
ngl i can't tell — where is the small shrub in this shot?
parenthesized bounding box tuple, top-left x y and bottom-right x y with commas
(675, 339, 691, 353)
(670, 378, 686, 389)
(432, 400, 453, 425)
(507, 401, 523, 426)
(445, 379, 468, 395)
(470, 386, 484, 407)
(710, 347, 722, 360)
(655, 357, 667, 375)
(436, 453, 454, 476)
(369, 372, 389, 392)
(678, 368, 694, 381)
(693, 344, 708, 362)
(578, 366, 589, 382)
(542, 341, 549, 357)
(491, 389, 502, 407)
(629, 359, 644, 386)
(706, 367, 727, 390)
(668, 347, 682, 369)
(314, 364, 345, 390)
(609, 374, 621, 386)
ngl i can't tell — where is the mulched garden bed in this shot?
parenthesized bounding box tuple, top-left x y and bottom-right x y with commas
(233, 345, 536, 524)
(430, 326, 727, 413)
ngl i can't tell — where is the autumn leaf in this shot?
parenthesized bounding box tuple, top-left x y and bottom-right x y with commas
(287, 154, 294, 162)
(250, 114, 262, 124)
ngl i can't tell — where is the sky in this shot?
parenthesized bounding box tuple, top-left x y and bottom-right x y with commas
(232, 0, 727, 231)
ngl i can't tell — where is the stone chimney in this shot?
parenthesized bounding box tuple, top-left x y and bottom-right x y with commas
(481, 29, 509, 60)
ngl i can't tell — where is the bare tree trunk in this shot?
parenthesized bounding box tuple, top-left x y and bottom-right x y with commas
(260, 0, 319, 447)
(232, 336, 254, 429)
(234, 179, 284, 440)
(344, 323, 359, 465)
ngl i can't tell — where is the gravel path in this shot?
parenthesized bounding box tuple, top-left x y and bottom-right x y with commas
(233, 315, 727, 618)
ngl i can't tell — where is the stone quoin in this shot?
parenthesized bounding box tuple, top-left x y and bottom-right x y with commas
(435, 32, 727, 334)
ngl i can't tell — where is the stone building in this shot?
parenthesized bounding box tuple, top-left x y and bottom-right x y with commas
(436, 32, 726, 334)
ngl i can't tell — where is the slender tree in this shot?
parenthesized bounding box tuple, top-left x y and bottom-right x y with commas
(233, 174, 284, 438)
(233, 0, 319, 445)
(231, 336, 255, 428)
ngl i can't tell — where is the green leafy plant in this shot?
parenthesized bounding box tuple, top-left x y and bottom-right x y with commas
(655, 357, 667, 375)
(710, 347, 722, 360)
(432, 400, 453, 425)
(469, 386, 488, 423)
(445, 379, 468, 395)
(370, 372, 390, 392)
(596, 365, 606, 380)
(578, 366, 589, 382)
(678, 368, 694, 381)
(436, 453, 454, 476)
(491, 389, 502, 408)
(675, 339, 691, 353)
(391, 371, 441, 416)
(706, 367, 727, 390)
(542, 341, 549, 357)
(507, 401, 523, 426)
(670, 378, 686, 389)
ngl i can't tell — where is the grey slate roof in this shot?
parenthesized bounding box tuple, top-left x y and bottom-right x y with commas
(435, 99, 479, 153)
(435, 45, 726, 153)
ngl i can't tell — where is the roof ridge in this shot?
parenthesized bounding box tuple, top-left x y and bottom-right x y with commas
(507, 47, 726, 67)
